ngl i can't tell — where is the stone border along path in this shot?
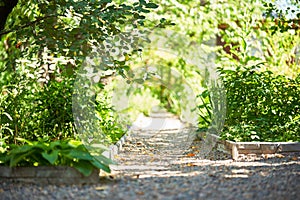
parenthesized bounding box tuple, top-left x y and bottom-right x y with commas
(196, 132, 300, 161)
(1, 110, 299, 200)
(0, 166, 100, 185)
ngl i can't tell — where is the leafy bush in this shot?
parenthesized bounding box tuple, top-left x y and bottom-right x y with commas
(220, 65, 300, 142)
(209, 0, 300, 142)
(0, 0, 163, 146)
(0, 76, 75, 144)
(0, 0, 170, 175)
(0, 138, 114, 176)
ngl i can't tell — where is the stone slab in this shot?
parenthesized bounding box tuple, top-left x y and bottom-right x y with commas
(0, 166, 100, 184)
(277, 143, 300, 152)
(197, 132, 300, 160)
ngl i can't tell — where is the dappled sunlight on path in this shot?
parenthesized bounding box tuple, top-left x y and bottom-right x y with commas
(2, 111, 299, 200)
(104, 110, 299, 200)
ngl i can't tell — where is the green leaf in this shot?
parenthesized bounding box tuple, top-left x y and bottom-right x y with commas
(139, 0, 147, 5)
(32, 143, 49, 151)
(66, 149, 93, 161)
(102, 0, 112, 3)
(241, 37, 246, 51)
(42, 150, 59, 164)
(8, 145, 33, 155)
(134, 78, 144, 84)
(0, 153, 9, 164)
(72, 160, 95, 177)
(67, 140, 82, 148)
(49, 140, 62, 149)
(93, 154, 116, 165)
(91, 158, 111, 173)
(145, 3, 158, 9)
(15, 138, 33, 145)
(160, 18, 166, 23)
(9, 149, 35, 167)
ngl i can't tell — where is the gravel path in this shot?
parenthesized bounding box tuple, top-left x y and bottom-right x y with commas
(1, 113, 299, 200)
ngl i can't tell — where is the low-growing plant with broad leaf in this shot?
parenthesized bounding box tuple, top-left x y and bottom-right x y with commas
(0, 138, 114, 176)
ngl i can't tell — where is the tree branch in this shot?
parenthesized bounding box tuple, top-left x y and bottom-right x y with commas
(0, 15, 59, 37)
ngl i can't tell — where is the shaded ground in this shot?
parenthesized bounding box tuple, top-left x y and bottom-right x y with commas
(1, 112, 299, 200)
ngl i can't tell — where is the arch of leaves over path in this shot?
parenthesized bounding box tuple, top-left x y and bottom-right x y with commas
(72, 29, 226, 162)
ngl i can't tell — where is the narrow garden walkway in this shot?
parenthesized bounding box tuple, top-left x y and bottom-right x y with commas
(1, 111, 299, 200)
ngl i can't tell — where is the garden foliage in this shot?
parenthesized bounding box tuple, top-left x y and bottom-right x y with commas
(146, 0, 299, 141)
(0, 0, 160, 174)
(0, 0, 299, 175)
(0, 138, 114, 176)
(220, 65, 300, 142)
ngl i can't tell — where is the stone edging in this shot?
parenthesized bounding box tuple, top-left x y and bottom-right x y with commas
(2, 129, 298, 184)
(0, 134, 129, 184)
(198, 132, 300, 160)
(0, 133, 130, 184)
(102, 132, 130, 159)
(0, 111, 165, 184)
(0, 166, 100, 184)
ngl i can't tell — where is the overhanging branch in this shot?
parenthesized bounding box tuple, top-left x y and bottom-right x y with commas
(0, 15, 59, 37)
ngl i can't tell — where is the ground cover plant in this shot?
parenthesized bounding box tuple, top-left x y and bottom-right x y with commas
(0, 138, 114, 176)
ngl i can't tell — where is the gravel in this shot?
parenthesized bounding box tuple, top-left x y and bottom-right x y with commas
(1, 115, 299, 200)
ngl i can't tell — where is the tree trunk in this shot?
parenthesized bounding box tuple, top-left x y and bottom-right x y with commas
(0, 0, 19, 33)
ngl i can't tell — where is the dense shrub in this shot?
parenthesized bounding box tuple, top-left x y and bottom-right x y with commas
(220, 65, 300, 142)
(0, 77, 75, 144)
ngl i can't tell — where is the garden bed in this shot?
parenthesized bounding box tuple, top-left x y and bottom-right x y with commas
(0, 135, 129, 184)
(198, 132, 300, 160)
